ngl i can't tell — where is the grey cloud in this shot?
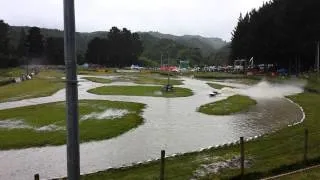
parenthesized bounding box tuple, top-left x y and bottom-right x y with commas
(0, 0, 266, 41)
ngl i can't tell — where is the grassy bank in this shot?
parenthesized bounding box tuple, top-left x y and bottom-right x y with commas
(305, 73, 320, 93)
(112, 73, 183, 85)
(78, 68, 114, 75)
(0, 67, 25, 77)
(277, 166, 320, 179)
(132, 76, 183, 85)
(193, 72, 292, 85)
(88, 86, 193, 98)
(198, 95, 257, 115)
(207, 82, 234, 89)
(0, 100, 145, 150)
(82, 150, 236, 180)
(80, 71, 183, 85)
(82, 77, 112, 83)
(194, 72, 247, 79)
(0, 70, 65, 102)
(227, 78, 261, 85)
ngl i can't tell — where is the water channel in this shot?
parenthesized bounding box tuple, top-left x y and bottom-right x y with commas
(0, 76, 304, 179)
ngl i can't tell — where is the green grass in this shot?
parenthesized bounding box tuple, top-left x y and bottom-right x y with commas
(78, 68, 114, 75)
(210, 92, 320, 179)
(153, 71, 179, 77)
(305, 73, 320, 93)
(207, 82, 234, 89)
(277, 166, 320, 180)
(132, 76, 183, 85)
(0, 70, 65, 102)
(231, 78, 261, 85)
(82, 150, 237, 180)
(205, 76, 288, 86)
(88, 86, 193, 98)
(80, 92, 320, 180)
(0, 68, 26, 84)
(113, 73, 183, 85)
(0, 67, 25, 78)
(80, 71, 183, 85)
(0, 100, 145, 150)
(193, 72, 264, 86)
(194, 72, 247, 79)
(82, 77, 112, 83)
(198, 95, 257, 115)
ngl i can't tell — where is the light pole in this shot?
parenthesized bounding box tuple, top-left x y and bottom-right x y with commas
(167, 51, 170, 87)
(25, 42, 30, 75)
(317, 41, 319, 74)
(63, 0, 80, 179)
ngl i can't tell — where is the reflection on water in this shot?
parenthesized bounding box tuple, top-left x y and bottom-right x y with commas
(0, 76, 304, 180)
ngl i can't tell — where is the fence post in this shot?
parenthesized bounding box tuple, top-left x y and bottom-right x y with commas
(34, 174, 39, 180)
(160, 150, 165, 180)
(304, 129, 309, 164)
(240, 137, 244, 177)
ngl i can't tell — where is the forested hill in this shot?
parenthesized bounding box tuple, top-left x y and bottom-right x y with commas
(3, 25, 230, 67)
(7, 26, 108, 55)
(8, 26, 227, 58)
(139, 31, 227, 56)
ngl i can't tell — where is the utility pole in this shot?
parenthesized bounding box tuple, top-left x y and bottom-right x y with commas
(161, 53, 163, 67)
(317, 41, 319, 74)
(63, 0, 80, 180)
(25, 43, 30, 75)
(167, 52, 170, 86)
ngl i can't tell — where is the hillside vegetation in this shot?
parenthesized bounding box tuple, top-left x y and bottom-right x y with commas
(6, 25, 229, 67)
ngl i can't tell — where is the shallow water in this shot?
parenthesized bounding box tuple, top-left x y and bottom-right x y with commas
(80, 109, 129, 121)
(0, 76, 304, 179)
(0, 119, 31, 129)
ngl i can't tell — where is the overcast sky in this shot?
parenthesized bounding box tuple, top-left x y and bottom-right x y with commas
(0, 0, 266, 41)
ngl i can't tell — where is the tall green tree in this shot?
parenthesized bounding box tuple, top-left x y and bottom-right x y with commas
(107, 26, 122, 66)
(45, 37, 64, 65)
(0, 20, 9, 54)
(26, 27, 43, 57)
(86, 26, 143, 67)
(231, 0, 320, 72)
(131, 32, 143, 63)
(85, 37, 109, 65)
(0, 20, 10, 68)
(17, 29, 26, 57)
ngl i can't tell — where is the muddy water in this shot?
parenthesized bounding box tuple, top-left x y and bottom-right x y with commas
(0, 77, 304, 180)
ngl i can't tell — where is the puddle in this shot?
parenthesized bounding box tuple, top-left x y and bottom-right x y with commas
(80, 109, 129, 121)
(191, 156, 252, 179)
(0, 119, 64, 132)
(153, 91, 163, 96)
(36, 124, 65, 131)
(0, 119, 32, 129)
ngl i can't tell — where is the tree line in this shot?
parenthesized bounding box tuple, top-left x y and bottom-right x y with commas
(85, 27, 143, 67)
(0, 20, 144, 68)
(231, 0, 320, 72)
(1, 19, 228, 68)
(0, 20, 66, 68)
